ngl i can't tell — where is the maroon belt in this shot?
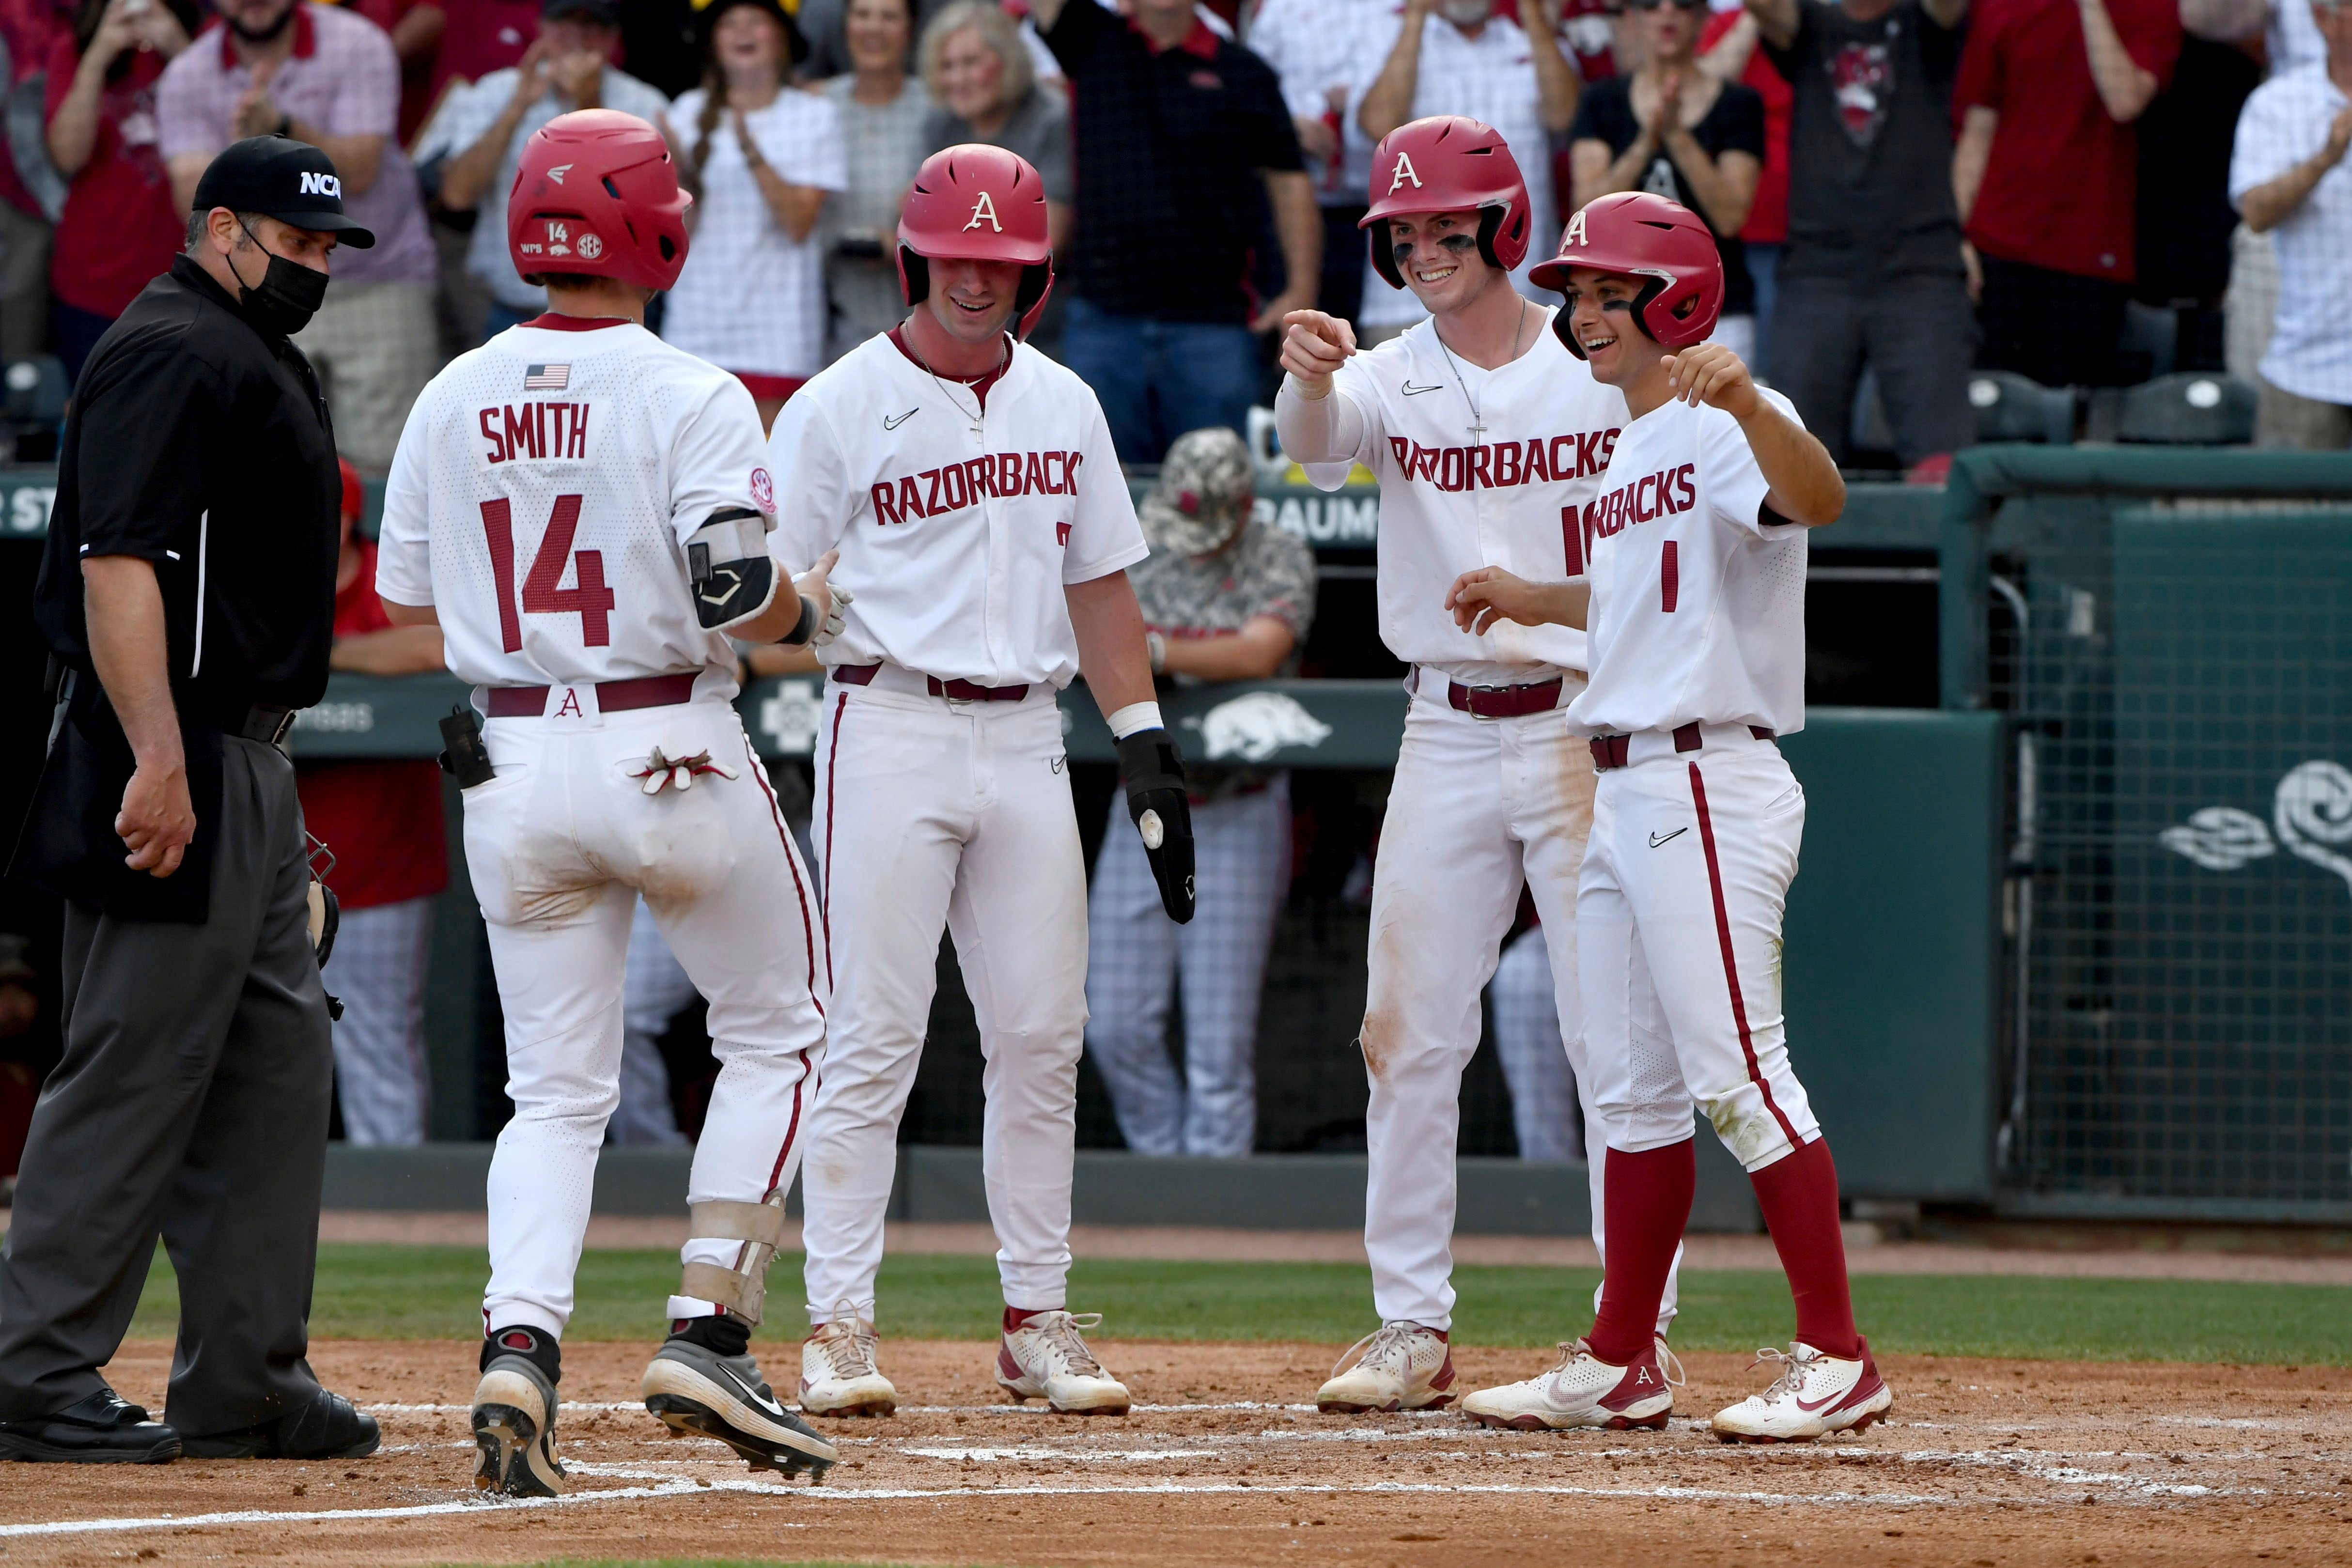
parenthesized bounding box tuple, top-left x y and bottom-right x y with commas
(1590, 723, 1775, 772)
(1448, 678, 1563, 720)
(485, 672, 698, 719)
(832, 665, 1029, 702)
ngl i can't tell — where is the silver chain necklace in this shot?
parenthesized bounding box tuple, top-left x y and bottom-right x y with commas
(907, 334, 1005, 437)
(1430, 298, 1531, 442)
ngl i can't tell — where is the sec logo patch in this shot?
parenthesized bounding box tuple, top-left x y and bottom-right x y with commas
(577, 231, 604, 260)
(751, 466, 776, 513)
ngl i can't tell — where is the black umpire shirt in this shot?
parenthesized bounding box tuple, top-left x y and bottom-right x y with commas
(1042, 0, 1303, 325)
(13, 253, 340, 921)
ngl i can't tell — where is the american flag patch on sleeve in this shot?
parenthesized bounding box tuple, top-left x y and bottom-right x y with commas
(524, 364, 571, 391)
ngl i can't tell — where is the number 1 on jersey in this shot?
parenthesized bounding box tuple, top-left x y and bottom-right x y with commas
(479, 494, 615, 651)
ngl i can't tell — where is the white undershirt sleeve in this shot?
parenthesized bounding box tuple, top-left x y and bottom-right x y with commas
(1275, 376, 1370, 469)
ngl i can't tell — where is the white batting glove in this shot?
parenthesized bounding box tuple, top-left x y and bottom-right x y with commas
(812, 581, 852, 647)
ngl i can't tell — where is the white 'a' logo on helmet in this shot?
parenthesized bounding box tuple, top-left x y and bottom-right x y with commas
(965, 191, 1001, 233)
(1563, 208, 1589, 248)
(1387, 152, 1422, 194)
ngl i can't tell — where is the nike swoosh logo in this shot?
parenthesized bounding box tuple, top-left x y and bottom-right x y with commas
(715, 1362, 788, 1420)
(883, 408, 919, 430)
(1648, 828, 1688, 848)
(1793, 1389, 1846, 1412)
(1401, 381, 1443, 395)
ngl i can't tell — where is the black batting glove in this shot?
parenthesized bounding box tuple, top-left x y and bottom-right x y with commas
(1115, 727, 1195, 924)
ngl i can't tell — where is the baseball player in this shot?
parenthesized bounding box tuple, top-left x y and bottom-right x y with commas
(767, 145, 1192, 1418)
(1275, 115, 1684, 1417)
(1447, 191, 1891, 1442)
(1087, 427, 1317, 1159)
(377, 109, 846, 1494)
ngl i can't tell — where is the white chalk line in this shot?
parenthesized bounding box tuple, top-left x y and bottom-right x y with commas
(363, 1399, 1348, 1417)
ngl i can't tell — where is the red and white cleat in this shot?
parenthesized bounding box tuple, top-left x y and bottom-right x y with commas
(1461, 1337, 1681, 1431)
(1710, 1338, 1893, 1443)
(1315, 1322, 1458, 1414)
(996, 1311, 1132, 1414)
(800, 1307, 897, 1418)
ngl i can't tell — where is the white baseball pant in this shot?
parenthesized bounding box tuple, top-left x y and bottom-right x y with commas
(321, 894, 434, 1145)
(1361, 674, 1682, 1331)
(802, 678, 1089, 1323)
(1578, 725, 1820, 1171)
(615, 898, 694, 1148)
(462, 697, 826, 1337)
(1085, 775, 1291, 1158)
(1488, 923, 1582, 1164)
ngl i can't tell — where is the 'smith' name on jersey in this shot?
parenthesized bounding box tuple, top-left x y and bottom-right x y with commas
(479, 401, 592, 464)
(868, 449, 1085, 528)
(1385, 429, 1620, 494)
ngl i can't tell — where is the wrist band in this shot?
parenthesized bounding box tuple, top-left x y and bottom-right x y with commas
(1106, 700, 1164, 741)
(781, 594, 818, 646)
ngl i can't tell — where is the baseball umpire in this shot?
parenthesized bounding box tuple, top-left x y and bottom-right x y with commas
(0, 137, 379, 1464)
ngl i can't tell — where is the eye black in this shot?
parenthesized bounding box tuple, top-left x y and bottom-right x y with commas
(1437, 233, 1478, 255)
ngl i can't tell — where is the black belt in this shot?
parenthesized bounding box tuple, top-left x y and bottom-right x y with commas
(237, 704, 296, 745)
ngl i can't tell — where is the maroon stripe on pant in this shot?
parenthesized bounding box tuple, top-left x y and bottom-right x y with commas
(743, 731, 821, 1022)
(820, 691, 849, 994)
(1687, 761, 1804, 1153)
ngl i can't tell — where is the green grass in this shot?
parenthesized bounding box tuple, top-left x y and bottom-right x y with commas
(120, 1243, 2352, 1366)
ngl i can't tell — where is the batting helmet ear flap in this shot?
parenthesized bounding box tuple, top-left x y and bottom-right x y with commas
(1012, 261, 1053, 340)
(1475, 205, 1511, 272)
(1367, 217, 1404, 290)
(1548, 274, 1672, 360)
(898, 245, 930, 308)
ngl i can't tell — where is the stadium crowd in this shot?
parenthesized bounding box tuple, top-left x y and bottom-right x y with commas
(0, 0, 2346, 1173)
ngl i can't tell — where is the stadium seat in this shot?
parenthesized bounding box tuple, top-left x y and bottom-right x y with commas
(2115, 372, 2258, 445)
(2, 355, 67, 427)
(1968, 369, 2075, 445)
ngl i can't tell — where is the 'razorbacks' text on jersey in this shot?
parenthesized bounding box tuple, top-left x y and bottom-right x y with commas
(1567, 387, 1811, 739)
(376, 317, 779, 698)
(1286, 310, 1624, 681)
(765, 331, 1145, 690)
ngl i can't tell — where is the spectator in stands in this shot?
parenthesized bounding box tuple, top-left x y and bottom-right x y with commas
(1031, 0, 1320, 462)
(345, 1, 447, 144)
(1698, 5, 1790, 375)
(296, 460, 448, 1146)
(821, 0, 924, 362)
(43, 0, 193, 383)
(660, 0, 845, 428)
(424, 0, 536, 111)
(2229, 0, 2352, 448)
(1247, 0, 1382, 323)
(1953, 0, 2181, 387)
(1086, 428, 1315, 1158)
(1485, 921, 1581, 1162)
(418, 0, 668, 338)
(622, 0, 705, 96)
(157, 0, 441, 473)
(918, 0, 1073, 352)
(0, 0, 75, 364)
(1570, 0, 1765, 359)
(1744, 0, 1975, 470)
(1355, 0, 1580, 343)
(2127, 0, 2258, 377)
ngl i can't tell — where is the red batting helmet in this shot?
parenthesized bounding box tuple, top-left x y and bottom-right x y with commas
(1529, 192, 1724, 358)
(508, 109, 692, 294)
(897, 144, 1054, 341)
(1359, 116, 1532, 292)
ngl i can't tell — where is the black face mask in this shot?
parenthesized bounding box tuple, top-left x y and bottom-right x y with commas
(229, 220, 328, 337)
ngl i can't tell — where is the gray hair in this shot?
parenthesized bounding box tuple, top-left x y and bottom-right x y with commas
(919, 0, 1033, 116)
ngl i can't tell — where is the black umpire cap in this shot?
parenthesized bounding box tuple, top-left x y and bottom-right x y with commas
(191, 136, 377, 248)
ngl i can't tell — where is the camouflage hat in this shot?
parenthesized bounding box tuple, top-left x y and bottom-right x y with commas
(1138, 427, 1256, 557)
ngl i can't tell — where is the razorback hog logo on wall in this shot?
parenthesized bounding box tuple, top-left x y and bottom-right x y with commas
(1386, 428, 1620, 494)
(868, 450, 1085, 527)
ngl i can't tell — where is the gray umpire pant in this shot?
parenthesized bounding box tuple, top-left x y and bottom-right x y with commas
(0, 737, 335, 1434)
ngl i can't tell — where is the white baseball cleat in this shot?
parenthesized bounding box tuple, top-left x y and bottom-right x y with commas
(1315, 1321, 1458, 1414)
(995, 1310, 1132, 1414)
(800, 1307, 898, 1417)
(1711, 1337, 1893, 1443)
(471, 1354, 564, 1497)
(1461, 1336, 1682, 1432)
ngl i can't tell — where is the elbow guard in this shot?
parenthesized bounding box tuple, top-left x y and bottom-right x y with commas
(685, 507, 779, 632)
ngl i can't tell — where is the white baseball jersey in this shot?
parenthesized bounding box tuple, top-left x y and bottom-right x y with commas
(1566, 387, 1810, 739)
(377, 318, 779, 699)
(1286, 311, 1625, 683)
(765, 330, 1147, 689)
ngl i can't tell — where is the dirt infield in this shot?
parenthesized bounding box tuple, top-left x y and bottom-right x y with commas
(2, 1339, 2344, 1567)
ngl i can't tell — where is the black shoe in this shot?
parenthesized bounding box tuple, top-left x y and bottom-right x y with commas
(0, 1388, 181, 1463)
(179, 1389, 380, 1460)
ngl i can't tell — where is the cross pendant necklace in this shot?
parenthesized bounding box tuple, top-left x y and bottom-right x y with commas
(1433, 299, 1529, 442)
(908, 338, 997, 437)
